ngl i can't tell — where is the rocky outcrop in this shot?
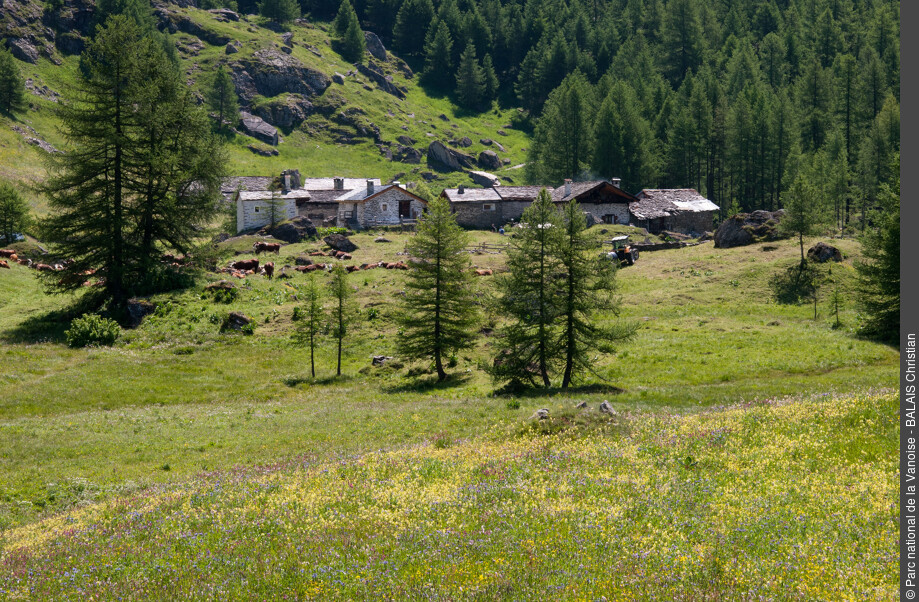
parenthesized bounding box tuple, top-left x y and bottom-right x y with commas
(161, 12, 231, 46)
(427, 140, 475, 171)
(713, 210, 785, 248)
(323, 234, 357, 253)
(469, 170, 499, 187)
(363, 31, 387, 61)
(253, 94, 313, 129)
(208, 8, 240, 21)
(7, 38, 39, 63)
(394, 145, 422, 163)
(397, 135, 416, 146)
(478, 149, 502, 170)
(807, 242, 843, 263)
(239, 112, 280, 145)
(269, 217, 317, 243)
(450, 136, 473, 148)
(355, 61, 406, 99)
(231, 48, 331, 105)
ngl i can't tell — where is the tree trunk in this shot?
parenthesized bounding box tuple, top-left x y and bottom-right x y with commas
(310, 330, 315, 378)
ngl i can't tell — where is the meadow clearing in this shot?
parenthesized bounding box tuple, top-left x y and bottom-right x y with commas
(0, 227, 899, 599)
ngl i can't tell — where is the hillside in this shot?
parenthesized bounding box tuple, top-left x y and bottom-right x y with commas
(1, 2, 532, 213)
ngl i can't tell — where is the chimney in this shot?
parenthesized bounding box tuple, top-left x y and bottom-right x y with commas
(564, 178, 572, 197)
(282, 171, 291, 192)
(458, 184, 465, 194)
(392, 181, 401, 187)
(291, 169, 301, 189)
(611, 177, 621, 188)
(366, 179, 375, 195)
(334, 177, 344, 191)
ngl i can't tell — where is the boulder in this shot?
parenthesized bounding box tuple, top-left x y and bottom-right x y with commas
(531, 409, 550, 420)
(8, 38, 39, 64)
(246, 144, 279, 156)
(450, 136, 473, 148)
(469, 170, 499, 187)
(208, 8, 240, 20)
(374, 237, 391, 243)
(323, 233, 357, 253)
(363, 31, 387, 61)
(372, 355, 393, 366)
(397, 135, 416, 146)
(239, 112, 280, 145)
(294, 255, 313, 266)
(223, 311, 252, 332)
(355, 61, 406, 99)
(225, 42, 239, 54)
(583, 212, 597, 228)
(599, 401, 618, 416)
(713, 210, 785, 249)
(807, 242, 843, 263)
(427, 140, 475, 171)
(478, 149, 502, 170)
(395, 145, 422, 163)
(126, 298, 156, 328)
(253, 94, 313, 129)
(332, 72, 346, 84)
(205, 280, 236, 291)
(231, 48, 330, 104)
(271, 217, 317, 243)
(170, 14, 231, 45)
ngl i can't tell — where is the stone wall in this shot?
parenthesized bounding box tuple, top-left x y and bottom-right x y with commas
(577, 202, 630, 225)
(664, 211, 714, 235)
(450, 200, 532, 229)
(298, 202, 339, 224)
(360, 188, 426, 226)
(237, 199, 297, 233)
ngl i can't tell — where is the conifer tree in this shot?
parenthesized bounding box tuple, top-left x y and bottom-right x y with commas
(591, 83, 657, 192)
(527, 71, 594, 183)
(207, 65, 239, 131)
(341, 15, 366, 63)
(422, 21, 454, 89)
(779, 176, 827, 268)
(397, 196, 479, 381)
(295, 275, 324, 378)
(455, 42, 485, 109)
(333, 0, 357, 37)
(94, 0, 155, 32)
(393, 0, 434, 57)
(556, 200, 634, 388)
(0, 180, 30, 243)
(0, 48, 26, 115)
(328, 263, 354, 377)
(481, 53, 498, 102)
(259, 0, 300, 24)
(491, 189, 563, 389)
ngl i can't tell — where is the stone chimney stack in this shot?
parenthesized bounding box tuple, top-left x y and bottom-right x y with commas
(282, 172, 291, 192)
(334, 177, 344, 191)
(564, 179, 572, 197)
(458, 184, 465, 194)
(611, 177, 621, 188)
(367, 179, 375, 195)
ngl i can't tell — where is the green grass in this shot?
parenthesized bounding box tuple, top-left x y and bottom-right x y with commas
(0, 230, 898, 534)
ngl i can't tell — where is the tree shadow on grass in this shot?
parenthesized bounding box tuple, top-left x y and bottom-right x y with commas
(493, 382, 625, 398)
(0, 294, 104, 345)
(283, 374, 356, 387)
(769, 262, 819, 304)
(381, 372, 473, 393)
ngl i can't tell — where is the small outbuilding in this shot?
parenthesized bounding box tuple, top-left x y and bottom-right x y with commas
(551, 178, 637, 225)
(234, 189, 304, 233)
(630, 189, 720, 236)
(335, 181, 427, 229)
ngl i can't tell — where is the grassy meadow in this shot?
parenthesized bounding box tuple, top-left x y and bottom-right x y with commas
(0, 227, 899, 599)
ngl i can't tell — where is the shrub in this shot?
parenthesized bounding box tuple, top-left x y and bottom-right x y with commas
(316, 226, 349, 238)
(65, 314, 121, 348)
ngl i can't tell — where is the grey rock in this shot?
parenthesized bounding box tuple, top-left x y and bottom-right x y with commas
(231, 48, 331, 104)
(599, 401, 618, 416)
(208, 8, 240, 20)
(294, 255, 313, 266)
(246, 144, 279, 156)
(575, 401, 588, 409)
(395, 145, 422, 164)
(450, 136, 472, 148)
(126, 299, 156, 328)
(374, 237, 392, 243)
(372, 355, 393, 366)
(497, 129, 508, 136)
(225, 42, 239, 54)
(253, 94, 313, 129)
(469, 170, 499, 187)
(438, 113, 449, 121)
(224, 311, 253, 332)
(531, 409, 550, 420)
(807, 242, 843, 263)
(332, 72, 346, 84)
(714, 210, 785, 248)
(271, 217, 317, 244)
(427, 140, 475, 171)
(397, 135, 416, 146)
(240, 112, 280, 145)
(479, 138, 493, 146)
(355, 61, 406, 99)
(171, 14, 231, 45)
(363, 31, 387, 61)
(478, 149, 502, 170)
(8, 38, 39, 64)
(323, 234, 357, 253)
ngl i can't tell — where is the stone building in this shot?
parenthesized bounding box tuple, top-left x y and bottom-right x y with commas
(234, 189, 303, 233)
(296, 177, 382, 225)
(551, 179, 637, 224)
(630, 189, 720, 235)
(335, 181, 428, 229)
(441, 185, 547, 229)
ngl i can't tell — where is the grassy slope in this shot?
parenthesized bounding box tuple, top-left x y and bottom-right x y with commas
(0, 230, 898, 532)
(1, 9, 532, 214)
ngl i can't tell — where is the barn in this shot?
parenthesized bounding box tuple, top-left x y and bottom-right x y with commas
(629, 189, 720, 236)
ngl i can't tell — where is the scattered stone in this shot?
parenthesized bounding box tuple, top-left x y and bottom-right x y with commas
(427, 140, 475, 171)
(356, 62, 407, 99)
(575, 401, 588, 409)
(450, 136, 473, 148)
(271, 217, 317, 243)
(332, 72, 346, 84)
(531, 408, 550, 420)
(246, 144, 279, 156)
(323, 233, 357, 253)
(8, 38, 39, 64)
(363, 31, 388, 61)
(294, 255, 313, 266)
(497, 129, 508, 136)
(225, 42, 239, 54)
(714, 210, 785, 248)
(469, 170, 499, 187)
(209, 8, 240, 20)
(281, 32, 294, 47)
(205, 280, 237, 291)
(480, 138, 492, 146)
(374, 236, 392, 243)
(599, 401, 618, 416)
(239, 111, 280, 145)
(224, 311, 253, 332)
(394, 145, 422, 163)
(126, 298, 156, 328)
(421, 171, 438, 181)
(477, 149, 502, 170)
(372, 355, 393, 366)
(253, 94, 313, 129)
(807, 241, 843, 263)
(397, 135, 416, 146)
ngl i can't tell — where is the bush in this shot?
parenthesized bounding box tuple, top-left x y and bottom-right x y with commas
(316, 226, 349, 238)
(65, 314, 121, 348)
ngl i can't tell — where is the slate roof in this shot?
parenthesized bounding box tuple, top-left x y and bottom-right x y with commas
(236, 189, 311, 202)
(337, 184, 427, 204)
(441, 188, 503, 202)
(301, 178, 381, 190)
(221, 176, 275, 199)
(302, 190, 344, 204)
(550, 180, 637, 203)
(495, 186, 550, 201)
(630, 189, 719, 220)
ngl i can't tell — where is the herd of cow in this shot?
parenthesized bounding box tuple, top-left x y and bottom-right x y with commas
(0, 249, 75, 276)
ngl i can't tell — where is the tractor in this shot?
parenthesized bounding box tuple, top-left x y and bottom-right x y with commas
(605, 235, 639, 266)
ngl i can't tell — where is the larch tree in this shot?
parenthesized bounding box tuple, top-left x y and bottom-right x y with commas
(455, 42, 485, 109)
(207, 66, 239, 131)
(779, 175, 827, 268)
(422, 21, 454, 89)
(328, 263, 354, 377)
(491, 189, 563, 388)
(295, 274, 324, 378)
(397, 196, 479, 381)
(259, 0, 300, 25)
(0, 48, 26, 115)
(556, 200, 636, 388)
(527, 71, 595, 184)
(0, 180, 30, 243)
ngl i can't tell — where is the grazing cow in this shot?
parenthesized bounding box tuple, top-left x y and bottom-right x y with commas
(18, 258, 31, 266)
(229, 258, 259, 272)
(346, 265, 360, 273)
(263, 262, 275, 279)
(8, 254, 17, 262)
(0, 249, 15, 258)
(253, 242, 281, 255)
(309, 251, 327, 257)
(35, 263, 54, 272)
(0, 260, 9, 269)
(474, 269, 493, 276)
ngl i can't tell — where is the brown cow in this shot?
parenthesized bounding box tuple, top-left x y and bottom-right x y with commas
(474, 269, 493, 276)
(229, 258, 259, 272)
(17, 258, 31, 266)
(9, 254, 17, 262)
(346, 265, 360, 273)
(35, 263, 54, 272)
(263, 262, 275, 279)
(309, 251, 327, 257)
(0, 249, 15, 258)
(254, 242, 281, 255)
(0, 260, 9, 269)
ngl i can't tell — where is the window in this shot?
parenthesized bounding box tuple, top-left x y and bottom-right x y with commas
(381, 204, 388, 211)
(254, 206, 260, 213)
(482, 204, 495, 212)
